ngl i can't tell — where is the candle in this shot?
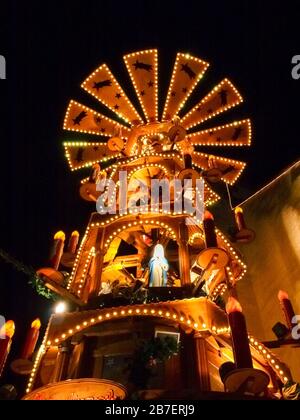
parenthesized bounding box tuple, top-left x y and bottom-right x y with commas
(208, 155, 217, 169)
(234, 207, 246, 231)
(50, 231, 66, 270)
(233, 207, 255, 244)
(0, 320, 15, 377)
(68, 231, 80, 254)
(89, 163, 101, 182)
(184, 154, 192, 169)
(278, 290, 296, 330)
(21, 318, 41, 360)
(226, 297, 253, 369)
(179, 138, 194, 169)
(203, 211, 218, 248)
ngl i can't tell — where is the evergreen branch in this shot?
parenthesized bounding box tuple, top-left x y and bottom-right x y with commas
(0, 248, 57, 300)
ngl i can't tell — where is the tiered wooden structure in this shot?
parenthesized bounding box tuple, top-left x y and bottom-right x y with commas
(24, 50, 293, 400)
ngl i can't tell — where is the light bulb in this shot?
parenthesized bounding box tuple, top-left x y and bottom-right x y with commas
(54, 302, 67, 314)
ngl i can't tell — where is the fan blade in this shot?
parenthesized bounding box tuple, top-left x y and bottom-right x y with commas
(162, 53, 209, 121)
(189, 119, 251, 147)
(64, 100, 131, 138)
(192, 152, 246, 185)
(124, 49, 158, 123)
(181, 79, 243, 129)
(81, 64, 143, 125)
(64, 142, 120, 171)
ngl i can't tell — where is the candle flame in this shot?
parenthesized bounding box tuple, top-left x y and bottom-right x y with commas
(226, 297, 243, 314)
(71, 231, 80, 237)
(278, 290, 289, 301)
(204, 210, 214, 221)
(54, 231, 66, 241)
(31, 318, 41, 330)
(234, 207, 244, 214)
(0, 320, 15, 338)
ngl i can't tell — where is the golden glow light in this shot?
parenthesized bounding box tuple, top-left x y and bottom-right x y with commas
(31, 318, 41, 330)
(0, 320, 15, 339)
(54, 302, 67, 314)
(54, 231, 66, 241)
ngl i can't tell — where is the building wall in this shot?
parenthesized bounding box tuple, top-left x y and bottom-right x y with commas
(236, 161, 300, 381)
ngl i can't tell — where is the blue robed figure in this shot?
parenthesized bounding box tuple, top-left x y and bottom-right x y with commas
(149, 244, 169, 287)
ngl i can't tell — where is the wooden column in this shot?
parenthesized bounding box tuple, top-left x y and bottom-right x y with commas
(93, 354, 104, 379)
(178, 222, 191, 285)
(180, 331, 197, 388)
(164, 354, 182, 390)
(194, 332, 211, 392)
(92, 338, 104, 378)
(51, 340, 72, 383)
(89, 228, 106, 298)
(78, 336, 97, 378)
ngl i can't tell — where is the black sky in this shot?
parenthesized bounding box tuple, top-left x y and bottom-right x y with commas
(0, 0, 300, 372)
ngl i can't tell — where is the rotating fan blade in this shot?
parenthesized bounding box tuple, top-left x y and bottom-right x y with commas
(181, 79, 243, 129)
(124, 49, 158, 123)
(64, 142, 120, 171)
(191, 152, 246, 185)
(64, 100, 131, 138)
(81, 64, 143, 125)
(188, 119, 251, 147)
(162, 53, 209, 121)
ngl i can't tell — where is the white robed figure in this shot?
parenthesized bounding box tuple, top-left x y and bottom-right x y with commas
(148, 244, 169, 287)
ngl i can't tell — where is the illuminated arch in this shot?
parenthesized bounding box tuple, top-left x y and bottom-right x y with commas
(103, 218, 178, 250)
(26, 300, 292, 394)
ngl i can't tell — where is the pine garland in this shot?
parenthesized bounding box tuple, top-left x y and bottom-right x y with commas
(138, 336, 179, 364)
(0, 248, 57, 300)
(129, 336, 179, 388)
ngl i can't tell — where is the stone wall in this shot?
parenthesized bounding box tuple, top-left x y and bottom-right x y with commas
(236, 161, 300, 381)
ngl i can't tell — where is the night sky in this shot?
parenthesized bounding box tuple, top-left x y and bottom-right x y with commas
(0, 0, 300, 377)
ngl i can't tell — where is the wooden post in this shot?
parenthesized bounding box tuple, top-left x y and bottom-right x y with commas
(78, 337, 97, 378)
(51, 341, 72, 383)
(178, 222, 191, 285)
(194, 332, 211, 392)
(164, 354, 182, 390)
(93, 353, 104, 378)
(180, 331, 197, 388)
(89, 228, 106, 298)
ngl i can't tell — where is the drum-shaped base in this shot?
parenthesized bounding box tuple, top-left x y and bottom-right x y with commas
(79, 183, 99, 202)
(203, 168, 222, 183)
(168, 125, 186, 142)
(37, 267, 65, 285)
(61, 252, 76, 268)
(224, 368, 270, 395)
(10, 358, 33, 376)
(197, 247, 229, 270)
(36, 268, 84, 305)
(234, 228, 256, 244)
